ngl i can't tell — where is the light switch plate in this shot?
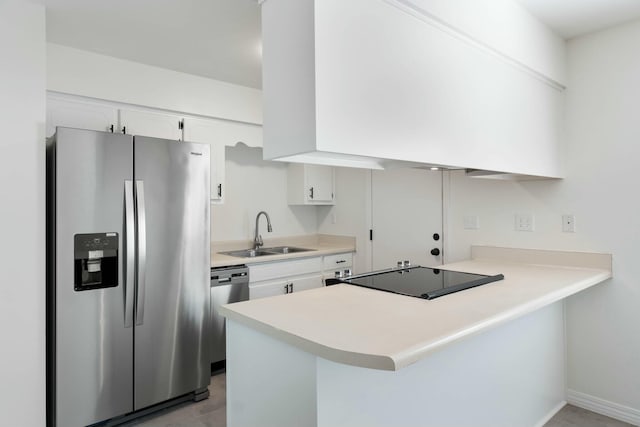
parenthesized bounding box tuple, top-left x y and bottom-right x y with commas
(515, 213, 534, 232)
(464, 215, 480, 230)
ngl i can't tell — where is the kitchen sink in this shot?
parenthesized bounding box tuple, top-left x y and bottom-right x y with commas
(220, 249, 273, 258)
(220, 246, 315, 258)
(262, 246, 314, 254)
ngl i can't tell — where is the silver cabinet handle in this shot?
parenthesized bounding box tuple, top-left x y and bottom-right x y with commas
(284, 284, 289, 294)
(124, 181, 135, 328)
(309, 187, 314, 199)
(218, 183, 222, 198)
(135, 180, 147, 326)
(336, 260, 346, 264)
(288, 283, 293, 293)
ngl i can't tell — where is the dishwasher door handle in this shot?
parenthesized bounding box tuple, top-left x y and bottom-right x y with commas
(211, 275, 249, 287)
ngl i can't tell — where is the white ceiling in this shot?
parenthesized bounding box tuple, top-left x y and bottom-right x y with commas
(43, 0, 640, 89)
(43, 0, 262, 88)
(516, 0, 640, 39)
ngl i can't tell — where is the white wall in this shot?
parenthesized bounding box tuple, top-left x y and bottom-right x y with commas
(212, 145, 318, 242)
(0, 1, 46, 425)
(446, 18, 640, 420)
(317, 168, 372, 274)
(47, 43, 262, 125)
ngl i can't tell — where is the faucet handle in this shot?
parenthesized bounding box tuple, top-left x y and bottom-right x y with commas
(256, 234, 263, 248)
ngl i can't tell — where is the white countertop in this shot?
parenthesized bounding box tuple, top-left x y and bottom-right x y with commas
(220, 246, 612, 371)
(211, 234, 356, 268)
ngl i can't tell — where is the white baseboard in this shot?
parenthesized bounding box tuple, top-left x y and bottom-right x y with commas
(533, 401, 566, 427)
(567, 389, 640, 426)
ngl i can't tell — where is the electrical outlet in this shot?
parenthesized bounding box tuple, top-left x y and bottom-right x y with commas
(562, 214, 575, 233)
(463, 215, 480, 230)
(515, 213, 534, 232)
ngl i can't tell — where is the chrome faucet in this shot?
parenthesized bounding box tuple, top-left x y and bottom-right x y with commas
(254, 211, 273, 250)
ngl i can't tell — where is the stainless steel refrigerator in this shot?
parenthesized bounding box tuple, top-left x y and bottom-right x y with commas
(46, 127, 211, 427)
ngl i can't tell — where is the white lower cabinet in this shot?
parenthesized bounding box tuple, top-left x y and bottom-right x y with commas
(249, 273, 323, 299)
(249, 257, 324, 300)
(249, 252, 355, 299)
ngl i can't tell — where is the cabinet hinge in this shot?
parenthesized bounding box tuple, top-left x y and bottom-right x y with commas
(369, 229, 373, 241)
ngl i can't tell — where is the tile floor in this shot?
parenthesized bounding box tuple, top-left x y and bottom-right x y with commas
(544, 404, 634, 427)
(121, 372, 633, 427)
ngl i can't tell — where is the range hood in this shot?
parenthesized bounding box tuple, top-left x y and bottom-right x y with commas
(260, 0, 565, 178)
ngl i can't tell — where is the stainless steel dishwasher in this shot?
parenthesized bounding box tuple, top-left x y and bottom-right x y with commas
(210, 265, 249, 364)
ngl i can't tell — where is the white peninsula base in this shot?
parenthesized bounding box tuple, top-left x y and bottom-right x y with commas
(223, 247, 612, 427)
(227, 302, 564, 427)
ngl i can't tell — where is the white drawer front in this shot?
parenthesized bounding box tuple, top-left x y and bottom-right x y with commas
(249, 273, 324, 300)
(249, 257, 323, 283)
(323, 253, 353, 270)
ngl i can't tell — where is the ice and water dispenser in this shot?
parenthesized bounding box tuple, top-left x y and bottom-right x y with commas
(74, 233, 119, 291)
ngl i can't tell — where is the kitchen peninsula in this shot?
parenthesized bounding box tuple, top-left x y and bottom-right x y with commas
(220, 246, 612, 427)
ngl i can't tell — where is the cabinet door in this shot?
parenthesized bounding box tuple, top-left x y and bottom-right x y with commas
(119, 109, 183, 140)
(291, 273, 324, 293)
(249, 278, 289, 300)
(306, 165, 334, 203)
(47, 96, 117, 137)
(183, 118, 227, 203)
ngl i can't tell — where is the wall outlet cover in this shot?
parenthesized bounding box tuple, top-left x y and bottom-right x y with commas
(562, 214, 576, 233)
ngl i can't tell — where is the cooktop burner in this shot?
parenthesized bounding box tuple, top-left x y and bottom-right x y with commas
(338, 266, 504, 300)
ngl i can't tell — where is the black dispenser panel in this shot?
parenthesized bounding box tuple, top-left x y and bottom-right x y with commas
(74, 233, 118, 291)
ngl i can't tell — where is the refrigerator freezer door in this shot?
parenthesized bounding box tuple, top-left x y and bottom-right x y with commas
(53, 128, 134, 426)
(133, 136, 211, 410)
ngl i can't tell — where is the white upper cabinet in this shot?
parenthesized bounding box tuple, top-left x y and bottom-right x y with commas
(261, 0, 566, 178)
(119, 109, 183, 140)
(183, 117, 227, 203)
(287, 164, 335, 205)
(47, 96, 117, 137)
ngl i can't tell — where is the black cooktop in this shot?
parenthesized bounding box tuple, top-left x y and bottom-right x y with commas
(338, 266, 504, 300)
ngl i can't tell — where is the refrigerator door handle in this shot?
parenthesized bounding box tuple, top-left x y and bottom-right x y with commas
(124, 180, 135, 328)
(135, 180, 147, 326)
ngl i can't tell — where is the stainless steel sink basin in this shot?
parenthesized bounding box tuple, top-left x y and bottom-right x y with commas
(262, 246, 314, 255)
(220, 249, 273, 258)
(220, 246, 315, 258)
